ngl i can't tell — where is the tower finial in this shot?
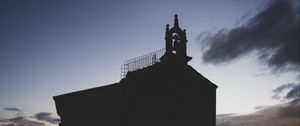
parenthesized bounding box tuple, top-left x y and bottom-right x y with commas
(174, 14, 179, 27)
(166, 24, 169, 31)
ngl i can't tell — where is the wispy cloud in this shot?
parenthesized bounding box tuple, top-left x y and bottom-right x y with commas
(32, 112, 60, 124)
(3, 107, 22, 117)
(0, 116, 45, 126)
(217, 83, 300, 126)
(3, 108, 21, 112)
(1, 107, 60, 126)
(272, 83, 299, 101)
(198, 0, 299, 73)
(217, 104, 299, 126)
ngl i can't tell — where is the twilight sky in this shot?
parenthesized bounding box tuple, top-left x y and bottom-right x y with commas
(0, 0, 299, 126)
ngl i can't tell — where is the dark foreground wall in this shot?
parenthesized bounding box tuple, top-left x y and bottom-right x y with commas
(54, 83, 123, 126)
(54, 59, 217, 126)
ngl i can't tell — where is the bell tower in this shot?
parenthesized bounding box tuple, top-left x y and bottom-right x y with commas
(161, 14, 192, 64)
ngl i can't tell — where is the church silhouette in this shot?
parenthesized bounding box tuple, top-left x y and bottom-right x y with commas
(54, 15, 218, 126)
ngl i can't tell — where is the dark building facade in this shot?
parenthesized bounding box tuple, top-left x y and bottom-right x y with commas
(54, 15, 218, 126)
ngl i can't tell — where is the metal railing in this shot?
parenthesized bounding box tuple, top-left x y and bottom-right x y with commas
(121, 48, 165, 79)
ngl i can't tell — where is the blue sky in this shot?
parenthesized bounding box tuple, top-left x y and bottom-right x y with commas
(0, 0, 299, 125)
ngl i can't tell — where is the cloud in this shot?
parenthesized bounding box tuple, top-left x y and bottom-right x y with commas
(198, 0, 300, 73)
(278, 99, 300, 118)
(0, 116, 45, 126)
(3, 107, 22, 117)
(272, 83, 299, 101)
(217, 104, 299, 126)
(32, 112, 60, 124)
(0, 109, 60, 126)
(286, 84, 300, 100)
(3, 108, 21, 112)
(217, 83, 300, 126)
(217, 99, 300, 126)
(273, 83, 300, 118)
